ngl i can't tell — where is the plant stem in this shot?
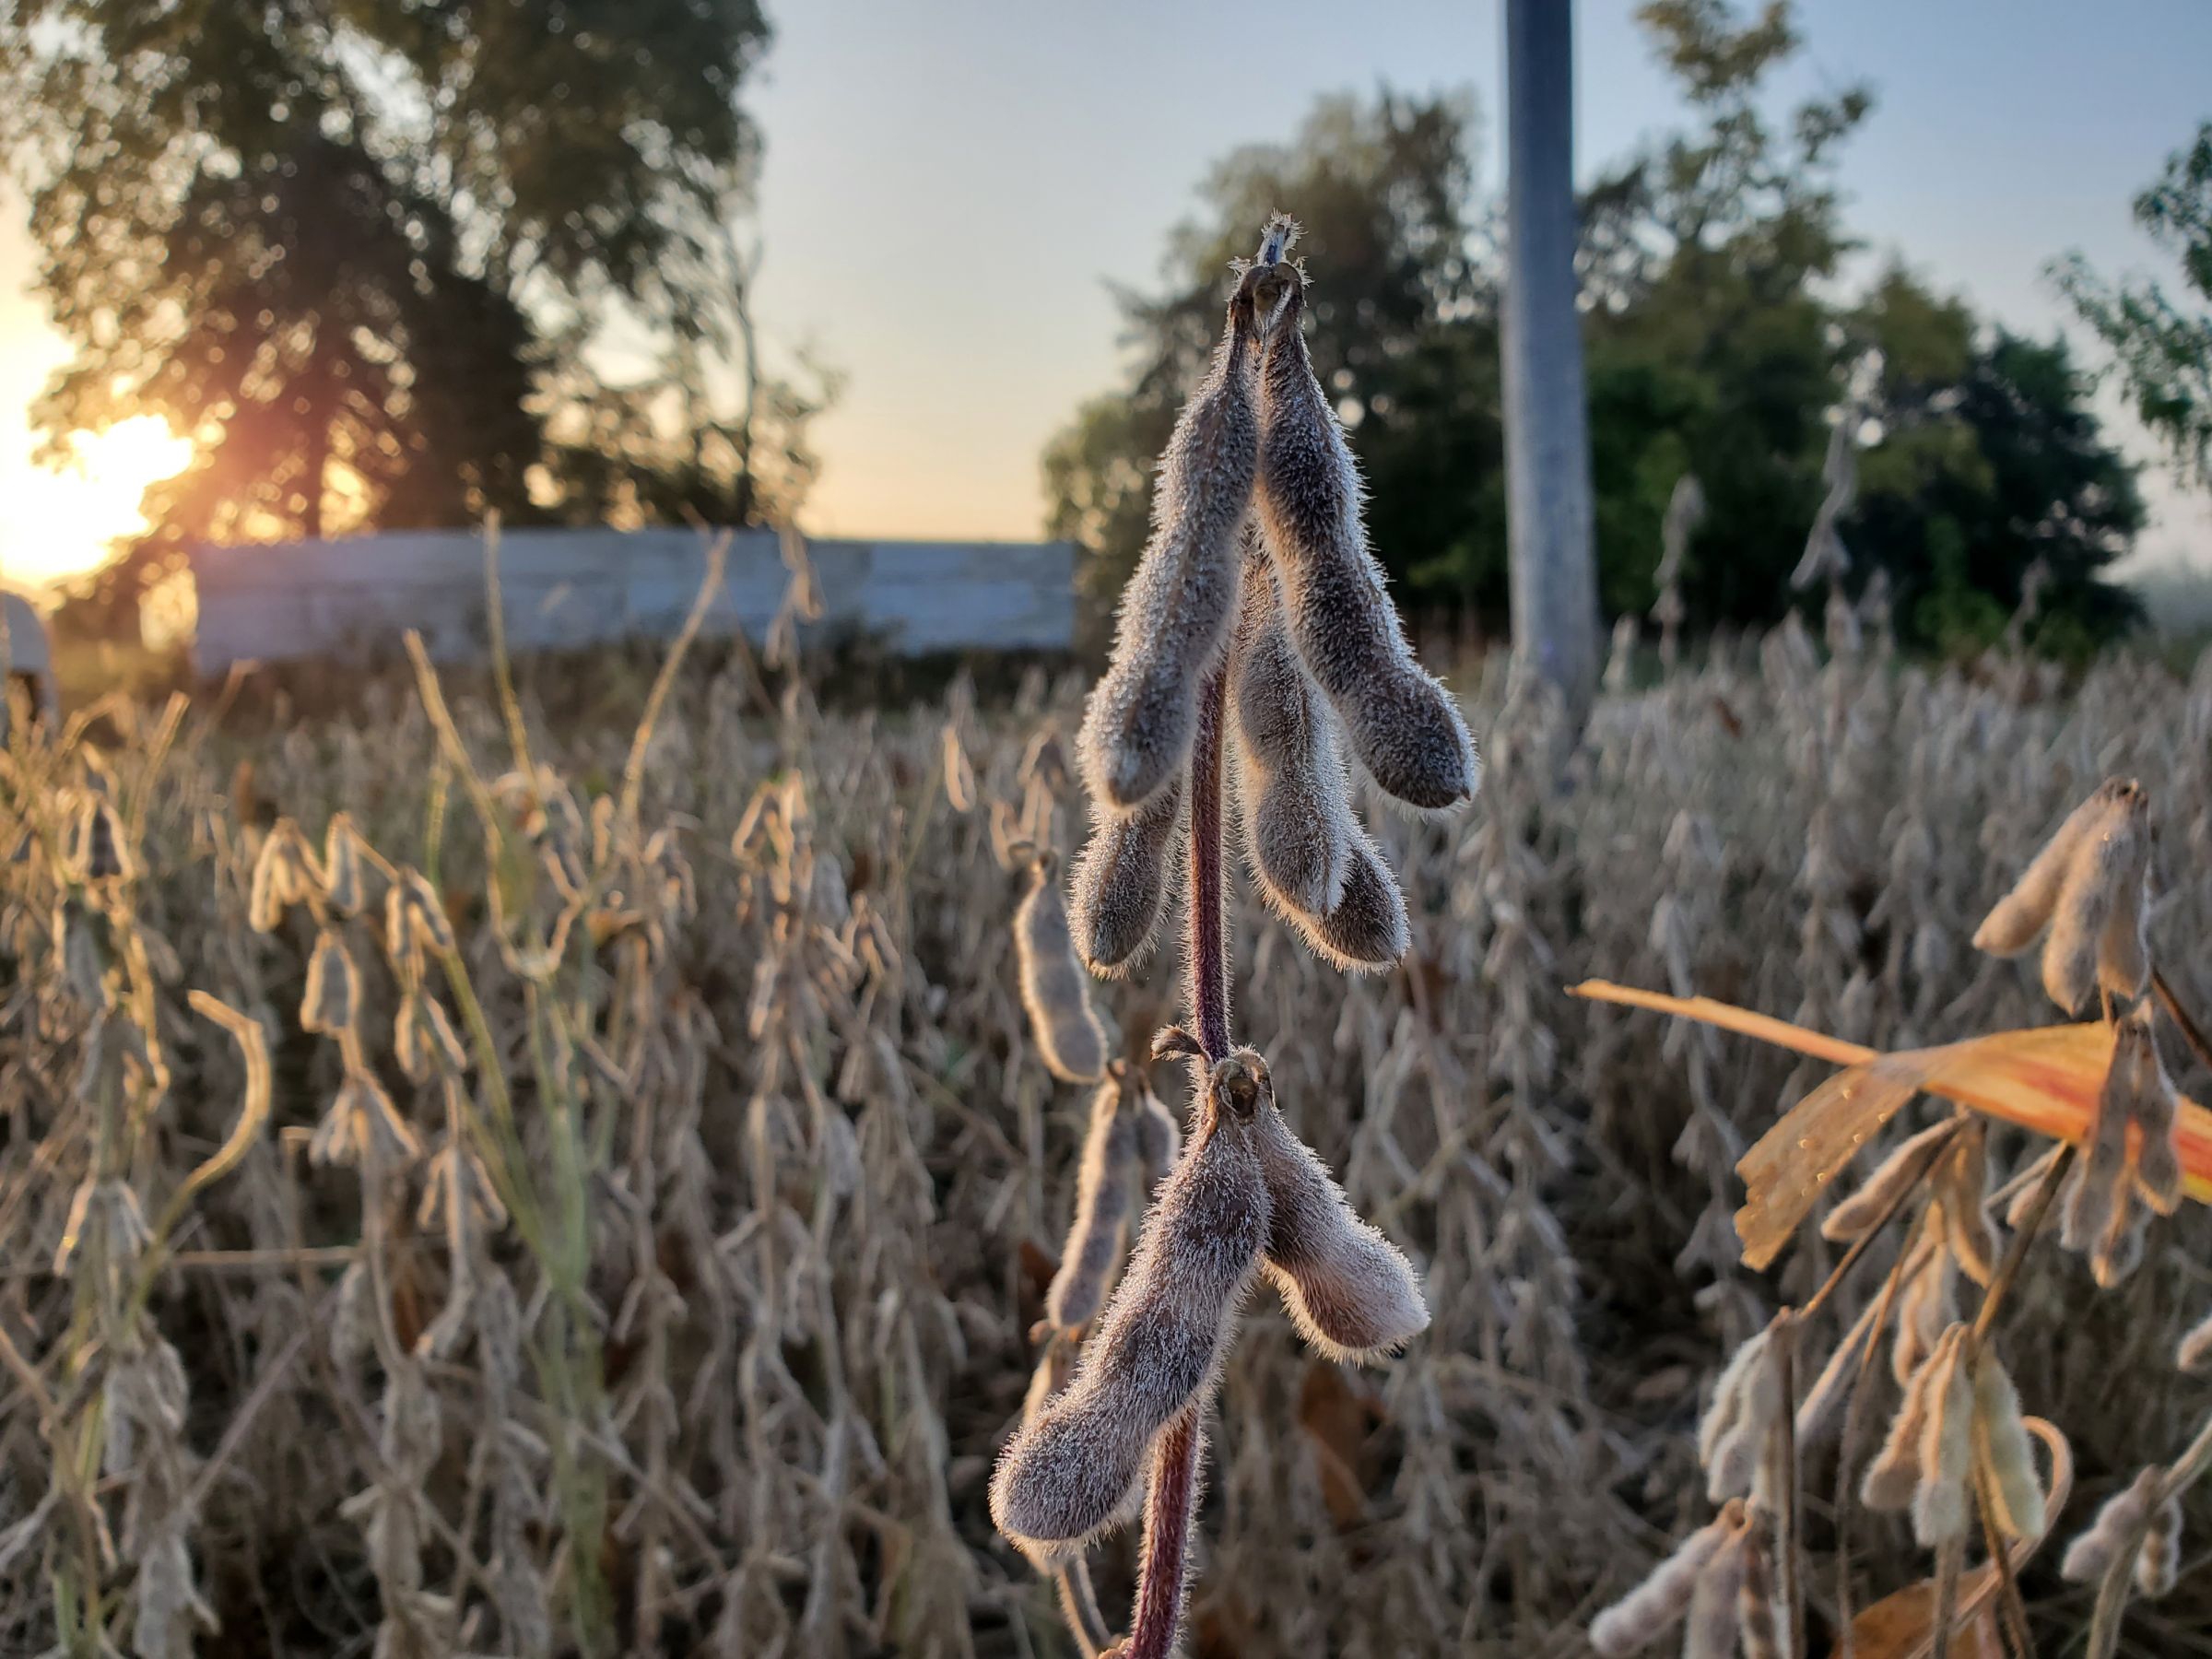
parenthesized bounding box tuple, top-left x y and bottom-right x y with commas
(2151, 967, 2212, 1075)
(1773, 1317, 1804, 1659)
(1126, 1409, 1204, 1659)
(1187, 669, 1230, 1064)
(1126, 667, 1230, 1659)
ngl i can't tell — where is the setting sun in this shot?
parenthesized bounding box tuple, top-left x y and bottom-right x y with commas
(0, 415, 193, 591)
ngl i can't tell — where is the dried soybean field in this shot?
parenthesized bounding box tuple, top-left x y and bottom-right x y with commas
(7, 596, 2212, 1658)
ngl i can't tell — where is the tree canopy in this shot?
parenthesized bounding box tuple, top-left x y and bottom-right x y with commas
(1045, 0, 2144, 656)
(0, 0, 824, 613)
(2057, 121, 2212, 493)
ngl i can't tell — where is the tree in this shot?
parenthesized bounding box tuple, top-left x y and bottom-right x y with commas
(1850, 272, 2144, 655)
(1041, 92, 1484, 626)
(1, 0, 821, 613)
(2055, 122, 2212, 491)
(1046, 5, 2145, 657)
(1501, 0, 1600, 723)
(1582, 0, 1872, 630)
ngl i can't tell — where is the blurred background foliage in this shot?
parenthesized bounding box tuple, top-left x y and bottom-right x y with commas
(3, 1, 2206, 663)
(0, 0, 831, 630)
(1047, 3, 2158, 659)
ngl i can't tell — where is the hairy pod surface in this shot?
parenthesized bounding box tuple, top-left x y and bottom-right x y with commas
(1972, 1354, 2046, 1540)
(1252, 272, 1477, 813)
(1077, 291, 1260, 812)
(2061, 1467, 2162, 1582)
(1016, 852, 1108, 1082)
(1246, 1079, 1427, 1363)
(1047, 1080, 1139, 1330)
(2065, 1007, 2172, 1255)
(1291, 830, 1411, 973)
(1227, 533, 1358, 919)
(1862, 1346, 1940, 1512)
(1936, 1123, 1997, 1286)
(2122, 1006, 2183, 1214)
(2040, 781, 2149, 1012)
(2137, 1496, 2183, 1598)
(1588, 1501, 1745, 1658)
(1794, 1298, 1880, 1451)
(1699, 1325, 1783, 1505)
(1819, 1119, 1957, 1241)
(1679, 1524, 1751, 1659)
(301, 929, 359, 1036)
(2100, 847, 2153, 1000)
(1068, 781, 1183, 977)
(1132, 1087, 1182, 1189)
(1911, 1327, 1974, 1546)
(1972, 781, 2134, 956)
(1891, 1247, 1956, 1383)
(990, 1089, 1269, 1556)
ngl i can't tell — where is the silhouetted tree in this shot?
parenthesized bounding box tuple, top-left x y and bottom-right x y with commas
(2056, 121, 2212, 491)
(1, 0, 823, 614)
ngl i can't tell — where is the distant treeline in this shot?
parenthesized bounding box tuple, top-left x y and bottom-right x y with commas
(1048, 4, 2159, 660)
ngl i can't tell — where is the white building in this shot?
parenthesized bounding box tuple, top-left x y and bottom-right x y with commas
(187, 528, 1077, 676)
(0, 590, 57, 725)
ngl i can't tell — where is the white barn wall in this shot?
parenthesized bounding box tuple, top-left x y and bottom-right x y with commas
(187, 529, 1077, 676)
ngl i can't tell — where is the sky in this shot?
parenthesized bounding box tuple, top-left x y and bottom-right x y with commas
(2, 0, 2209, 590)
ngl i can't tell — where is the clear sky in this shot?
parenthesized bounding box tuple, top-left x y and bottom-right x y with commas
(3, 0, 2209, 589)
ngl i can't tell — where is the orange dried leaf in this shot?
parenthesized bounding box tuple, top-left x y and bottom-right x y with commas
(1570, 982, 2212, 1270)
(1297, 1361, 1378, 1530)
(1832, 1573, 2003, 1659)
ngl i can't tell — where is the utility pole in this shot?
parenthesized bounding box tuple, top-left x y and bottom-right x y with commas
(1502, 0, 1600, 727)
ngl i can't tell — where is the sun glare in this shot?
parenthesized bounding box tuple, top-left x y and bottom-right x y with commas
(0, 415, 194, 591)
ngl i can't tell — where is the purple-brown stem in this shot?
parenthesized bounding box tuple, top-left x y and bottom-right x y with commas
(1186, 668, 1230, 1063)
(1126, 1408, 1204, 1659)
(1126, 667, 1230, 1659)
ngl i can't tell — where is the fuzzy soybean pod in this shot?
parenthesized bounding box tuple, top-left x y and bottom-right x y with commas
(1972, 779, 2135, 956)
(2136, 1496, 2183, 1598)
(991, 1056, 1271, 1559)
(1076, 286, 1261, 813)
(1796, 1285, 1895, 1451)
(1253, 268, 1478, 813)
(1911, 1327, 1975, 1547)
(1819, 1119, 1957, 1241)
(2062, 1467, 2163, 1582)
(2041, 781, 2149, 1014)
(300, 929, 359, 1036)
(2042, 788, 2149, 1014)
(1972, 1353, 2047, 1540)
(1863, 1345, 1943, 1512)
(2100, 838, 2154, 1001)
(1068, 781, 1183, 977)
(1679, 1523, 1752, 1659)
(1244, 1068, 1428, 1363)
(2124, 1010, 2183, 1215)
(1228, 535, 1358, 919)
(1132, 1085, 1182, 1188)
(1700, 1324, 1785, 1506)
(1016, 850, 1108, 1083)
(1300, 832, 1412, 974)
(2066, 1014, 2151, 1253)
(1046, 1079, 1139, 1331)
(1587, 1500, 1747, 1658)
(1936, 1124, 1998, 1286)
